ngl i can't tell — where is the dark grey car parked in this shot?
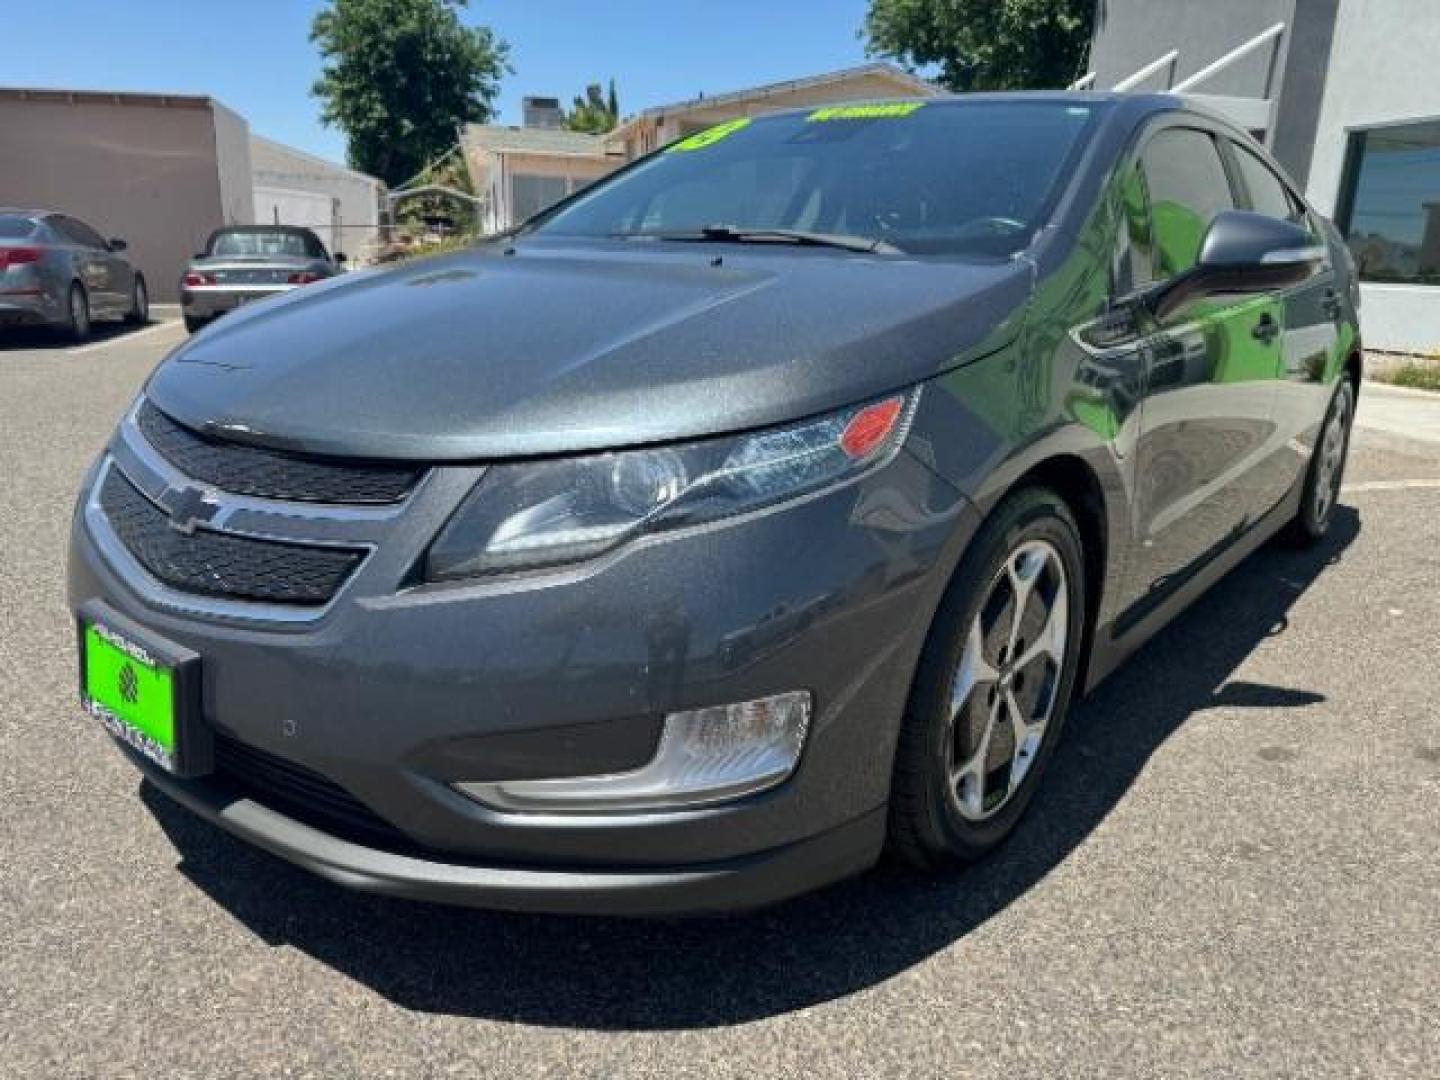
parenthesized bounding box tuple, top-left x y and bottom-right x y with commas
(181, 225, 343, 333)
(68, 94, 1361, 915)
(0, 209, 148, 340)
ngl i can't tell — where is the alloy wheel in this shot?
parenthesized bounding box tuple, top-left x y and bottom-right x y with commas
(70, 287, 89, 339)
(947, 539, 1069, 822)
(1312, 385, 1350, 525)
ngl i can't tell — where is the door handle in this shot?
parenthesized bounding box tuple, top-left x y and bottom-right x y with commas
(1251, 312, 1280, 344)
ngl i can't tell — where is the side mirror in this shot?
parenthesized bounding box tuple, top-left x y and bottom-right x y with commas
(193, 252, 208, 260)
(107, 238, 128, 252)
(334, 252, 348, 264)
(1150, 210, 1325, 318)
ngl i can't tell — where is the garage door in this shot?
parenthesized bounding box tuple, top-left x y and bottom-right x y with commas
(252, 186, 339, 253)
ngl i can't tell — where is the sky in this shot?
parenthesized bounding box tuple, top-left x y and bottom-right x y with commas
(4, 0, 879, 168)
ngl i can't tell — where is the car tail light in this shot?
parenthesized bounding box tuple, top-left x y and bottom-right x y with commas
(0, 247, 41, 269)
(183, 271, 216, 287)
(287, 271, 322, 285)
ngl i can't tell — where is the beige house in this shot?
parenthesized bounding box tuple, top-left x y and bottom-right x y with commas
(459, 126, 626, 234)
(606, 63, 941, 160)
(462, 63, 942, 232)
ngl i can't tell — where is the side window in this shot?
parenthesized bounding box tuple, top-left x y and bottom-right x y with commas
(1113, 161, 1156, 294)
(1139, 129, 1236, 278)
(57, 216, 107, 249)
(1232, 143, 1302, 224)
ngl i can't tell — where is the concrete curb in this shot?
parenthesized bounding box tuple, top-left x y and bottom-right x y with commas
(1361, 378, 1440, 401)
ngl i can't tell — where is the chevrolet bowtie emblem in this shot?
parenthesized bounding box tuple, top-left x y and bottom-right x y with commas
(164, 486, 221, 535)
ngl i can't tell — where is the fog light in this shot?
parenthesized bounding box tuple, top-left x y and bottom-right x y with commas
(455, 691, 811, 814)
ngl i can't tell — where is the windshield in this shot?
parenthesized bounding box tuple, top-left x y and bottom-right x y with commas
(0, 215, 37, 240)
(534, 100, 1100, 257)
(208, 230, 323, 258)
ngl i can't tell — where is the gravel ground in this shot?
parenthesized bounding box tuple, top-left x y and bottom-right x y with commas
(2, 324, 1437, 1078)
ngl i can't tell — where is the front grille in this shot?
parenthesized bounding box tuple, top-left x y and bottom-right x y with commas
(213, 732, 418, 853)
(137, 399, 421, 504)
(99, 467, 364, 605)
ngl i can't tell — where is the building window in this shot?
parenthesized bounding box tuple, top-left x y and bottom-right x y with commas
(1338, 119, 1440, 285)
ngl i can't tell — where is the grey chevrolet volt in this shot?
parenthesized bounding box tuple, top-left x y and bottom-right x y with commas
(69, 94, 1361, 915)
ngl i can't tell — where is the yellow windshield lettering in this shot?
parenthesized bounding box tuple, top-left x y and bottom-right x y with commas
(667, 118, 752, 152)
(807, 102, 926, 122)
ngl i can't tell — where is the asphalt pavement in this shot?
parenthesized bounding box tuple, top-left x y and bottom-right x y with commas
(2, 322, 1437, 1078)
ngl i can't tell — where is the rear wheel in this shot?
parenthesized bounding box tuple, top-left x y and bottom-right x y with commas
(61, 283, 90, 343)
(183, 314, 208, 334)
(1284, 377, 1355, 546)
(889, 486, 1087, 867)
(125, 276, 149, 324)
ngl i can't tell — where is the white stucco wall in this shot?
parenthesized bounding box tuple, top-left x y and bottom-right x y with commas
(249, 135, 382, 256)
(1305, 0, 1440, 351)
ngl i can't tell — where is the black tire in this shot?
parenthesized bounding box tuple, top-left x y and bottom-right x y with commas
(183, 314, 208, 334)
(889, 486, 1087, 868)
(1283, 376, 1355, 547)
(125, 275, 149, 324)
(61, 282, 91, 343)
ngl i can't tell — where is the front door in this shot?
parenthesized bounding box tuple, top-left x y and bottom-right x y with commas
(1119, 126, 1285, 625)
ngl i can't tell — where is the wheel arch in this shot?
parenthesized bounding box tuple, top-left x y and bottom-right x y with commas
(987, 453, 1111, 693)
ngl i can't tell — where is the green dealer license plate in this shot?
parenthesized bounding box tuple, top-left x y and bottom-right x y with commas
(79, 604, 209, 776)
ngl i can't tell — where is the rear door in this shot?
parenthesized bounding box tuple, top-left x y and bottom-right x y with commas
(1120, 125, 1286, 622)
(1226, 139, 1342, 474)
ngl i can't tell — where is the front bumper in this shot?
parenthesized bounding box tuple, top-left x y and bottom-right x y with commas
(68, 410, 978, 913)
(124, 742, 886, 915)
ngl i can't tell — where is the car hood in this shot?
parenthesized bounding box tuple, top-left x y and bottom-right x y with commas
(147, 239, 1030, 461)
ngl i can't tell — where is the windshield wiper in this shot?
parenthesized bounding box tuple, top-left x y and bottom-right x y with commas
(618, 225, 902, 255)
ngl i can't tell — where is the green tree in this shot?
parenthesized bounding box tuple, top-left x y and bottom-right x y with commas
(311, 0, 508, 186)
(863, 0, 1094, 92)
(565, 79, 621, 134)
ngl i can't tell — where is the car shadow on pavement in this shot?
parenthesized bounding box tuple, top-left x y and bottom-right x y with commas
(0, 320, 151, 352)
(140, 506, 1359, 1031)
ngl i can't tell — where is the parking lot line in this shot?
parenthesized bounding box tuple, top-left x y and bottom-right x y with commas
(67, 319, 181, 356)
(1342, 478, 1440, 493)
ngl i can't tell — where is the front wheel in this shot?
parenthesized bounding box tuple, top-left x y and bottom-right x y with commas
(1284, 377, 1355, 546)
(125, 276, 149, 324)
(889, 486, 1087, 867)
(61, 283, 91, 343)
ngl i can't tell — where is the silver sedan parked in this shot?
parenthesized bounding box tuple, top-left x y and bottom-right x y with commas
(181, 226, 344, 333)
(0, 209, 149, 341)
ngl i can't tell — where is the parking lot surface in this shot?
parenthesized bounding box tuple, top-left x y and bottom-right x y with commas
(2, 325, 1437, 1078)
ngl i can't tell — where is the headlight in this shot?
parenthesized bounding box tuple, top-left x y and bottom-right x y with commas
(424, 390, 919, 580)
